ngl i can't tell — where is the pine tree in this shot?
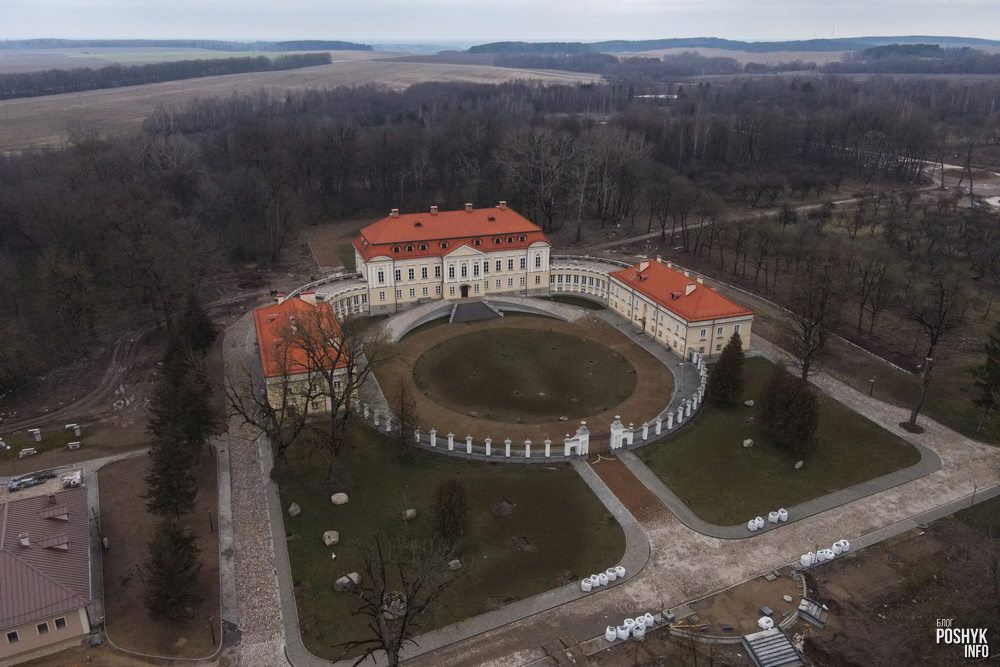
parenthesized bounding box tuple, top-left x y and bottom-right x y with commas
(973, 320, 1000, 434)
(178, 292, 217, 355)
(144, 518, 203, 623)
(709, 332, 744, 407)
(435, 479, 468, 547)
(757, 364, 819, 459)
(143, 435, 198, 517)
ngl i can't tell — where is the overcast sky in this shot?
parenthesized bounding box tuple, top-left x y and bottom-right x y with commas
(4, 0, 999, 45)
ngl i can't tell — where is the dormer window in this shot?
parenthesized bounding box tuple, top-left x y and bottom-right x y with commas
(474, 239, 482, 246)
(507, 237, 513, 243)
(392, 246, 400, 253)
(519, 235, 526, 242)
(406, 245, 414, 252)
(494, 238, 501, 244)
(440, 242, 448, 249)
(419, 244, 427, 250)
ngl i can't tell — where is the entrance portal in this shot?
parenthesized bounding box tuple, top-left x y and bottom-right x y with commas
(460, 284, 469, 298)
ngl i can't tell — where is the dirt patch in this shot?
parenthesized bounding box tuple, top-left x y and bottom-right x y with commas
(98, 453, 221, 659)
(588, 454, 664, 519)
(491, 498, 516, 516)
(507, 535, 538, 553)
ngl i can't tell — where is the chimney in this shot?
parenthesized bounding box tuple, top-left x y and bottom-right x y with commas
(656, 254, 663, 263)
(276, 293, 286, 304)
(430, 205, 438, 215)
(465, 203, 473, 213)
(683, 269, 689, 278)
(639, 260, 650, 272)
(666, 260, 673, 269)
(18, 533, 29, 547)
(390, 208, 399, 218)
(696, 275, 704, 285)
(498, 200, 507, 210)
(300, 291, 316, 306)
(685, 283, 697, 296)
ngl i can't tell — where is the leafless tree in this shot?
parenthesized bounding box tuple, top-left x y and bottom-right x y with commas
(340, 534, 459, 667)
(786, 251, 846, 380)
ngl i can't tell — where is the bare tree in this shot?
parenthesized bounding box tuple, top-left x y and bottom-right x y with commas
(340, 534, 459, 667)
(786, 252, 846, 380)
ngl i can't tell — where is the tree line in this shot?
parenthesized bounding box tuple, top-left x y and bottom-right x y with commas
(0, 52, 332, 100)
(0, 38, 371, 51)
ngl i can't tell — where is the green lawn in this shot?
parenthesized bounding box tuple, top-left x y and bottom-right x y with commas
(335, 243, 356, 272)
(412, 328, 637, 422)
(954, 495, 1000, 539)
(640, 357, 921, 525)
(1, 426, 84, 467)
(279, 425, 624, 660)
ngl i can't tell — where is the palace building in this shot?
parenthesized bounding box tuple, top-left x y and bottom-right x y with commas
(253, 292, 349, 414)
(607, 257, 753, 358)
(353, 202, 552, 314)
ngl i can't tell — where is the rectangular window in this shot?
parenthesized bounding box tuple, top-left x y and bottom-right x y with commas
(55, 618, 66, 631)
(312, 401, 320, 410)
(37, 623, 49, 635)
(408, 268, 415, 281)
(519, 277, 526, 286)
(495, 260, 502, 272)
(549, 275, 555, 284)
(716, 344, 722, 351)
(535, 275, 541, 285)
(474, 284, 480, 293)
(448, 265, 455, 279)
(588, 277, 594, 286)
(394, 269, 401, 282)
(395, 290, 402, 299)
(535, 255, 541, 268)
(557, 275, 563, 283)
(378, 291, 385, 301)
(460, 264, 468, 278)
(422, 287, 428, 296)
(483, 261, 489, 274)
(434, 265, 441, 278)
(507, 258, 514, 271)
(507, 278, 514, 287)
(449, 286, 455, 295)
(573, 275, 580, 284)
(496, 279, 501, 288)
(717, 326, 724, 336)
(520, 257, 526, 270)
(700, 329, 707, 339)
(699, 346, 705, 353)
(409, 288, 415, 298)
(435, 285, 441, 294)
(334, 380, 342, 391)
(352, 295, 359, 305)
(377, 270, 385, 283)
(421, 266, 428, 279)
(734, 324, 741, 333)
(6, 631, 17, 643)
(473, 263, 480, 277)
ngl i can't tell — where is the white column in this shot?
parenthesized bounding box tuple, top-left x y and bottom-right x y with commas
(655, 417, 662, 435)
(504, 438, 511, 457)
(544, 438, 551, 457)
(363, 404, 370, 420)
(414, 427, 420, 443)
(610, 416, 624, 450)
(447, 432, 454, 451)
(667, 413, 674, 429)
(576, 421, 590, 455)
(429, 429, 437, 447)
(466, 435, 473, 454)
(641, 422, 649, 440)
(525, 439, 531, 458)
(676, 406, 684, 424)
(384, 416, 392, 432)
(625, 424, 634, 446)
(485, 437, 492, 456)
(685, 401, 692, 418)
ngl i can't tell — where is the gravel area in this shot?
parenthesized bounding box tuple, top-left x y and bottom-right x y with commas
(224, 312, 287, 666)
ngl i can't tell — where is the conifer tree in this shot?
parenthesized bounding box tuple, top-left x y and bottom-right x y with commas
(143, 434, 198, 517)
(709, 332, 744, 407)
(435, 479, 468, 547)
(973, 319, 1000, 434)
(144, 518, 203, 623)
(757, 364, 819, 459)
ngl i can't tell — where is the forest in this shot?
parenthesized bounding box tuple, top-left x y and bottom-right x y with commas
(0, 72, 998, 414)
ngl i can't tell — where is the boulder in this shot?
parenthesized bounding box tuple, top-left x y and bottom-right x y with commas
(287, 502, 301, 517)
(794, 460, 804, 470)
(744, 399, 755, 407)
(323, 531, 339, 547)
(783, 594, 794, 603)
(334, 572, 360, 593)
(401, 508, 417, 521)
(448, 558, 463, 571)
(331, 492, 349, 505)
(742, 439, 754, 448)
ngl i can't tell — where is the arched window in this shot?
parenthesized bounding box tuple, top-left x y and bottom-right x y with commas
(534, 255, 541, 268)
(392, 246, 400, 253)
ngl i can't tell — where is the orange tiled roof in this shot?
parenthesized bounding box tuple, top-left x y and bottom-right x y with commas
(354, 205, 550, 262)
(610, 261, 754, 323)
(253, 297, 348, 379)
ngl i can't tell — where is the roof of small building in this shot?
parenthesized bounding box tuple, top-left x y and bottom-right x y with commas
(354, 205, 550, 262)
(253, 296, 348, 379)
(609, 260, 754, 323)
(1, 487, 90, 630)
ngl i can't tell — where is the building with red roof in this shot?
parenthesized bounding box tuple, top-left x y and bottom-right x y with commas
(608, 257, 754, 358)
(353, 202, 552, 314)
(253, 292, 349, 414)
(1, 487, 92, 664)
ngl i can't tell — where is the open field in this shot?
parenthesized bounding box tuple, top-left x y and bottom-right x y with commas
(0, 56, 601, 152)
(640, 356, 921, 525)
(279, 424, 624, 661)
(624, 47, 850, 66)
